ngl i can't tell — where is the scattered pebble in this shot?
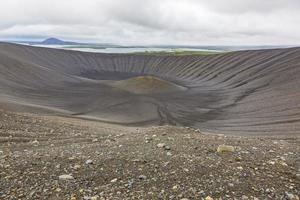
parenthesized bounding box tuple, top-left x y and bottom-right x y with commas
(73, 164, 81, 170)
(110, 178, 118, 183)
(172, 185, 179, 190)
(217, 145, 235, 153)
(58, 174, 74, 180)
(157, 143, 166, 148)
(284, 192, 299, 200)
(85, 159, 93, 165)
(138, 175, 147, 180)
(164, 145, 171, 150)
(205, 196, 214, 200)
(166, 152, 172, 156)
(31, 139, 39, 145)
(241, 195, 249, 200)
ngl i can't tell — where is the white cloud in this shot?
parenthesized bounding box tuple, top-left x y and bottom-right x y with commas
(0, 0, 299, 45)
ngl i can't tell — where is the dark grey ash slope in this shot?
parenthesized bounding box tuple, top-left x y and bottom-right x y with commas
(0, 42, 300, 135)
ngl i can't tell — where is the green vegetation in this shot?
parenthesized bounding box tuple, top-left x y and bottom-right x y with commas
(64, 45, 106, 49)
(132, 49, 224, 56)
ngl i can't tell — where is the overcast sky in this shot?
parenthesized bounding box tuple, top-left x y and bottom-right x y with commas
(0, 0, 300, 45)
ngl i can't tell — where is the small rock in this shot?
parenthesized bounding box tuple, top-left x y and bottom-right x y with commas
(31, 139, 39, 145)
(126, 179, 134, 188)
(228, 183, 234, 187)
(172, 185, 179, 190)
(85, 159, 93, 165)
(111, 178, 118, 183)
(241, 195, 249, 200)
(145, 137, 152, 143)
(84, 196, 99, 200)
(217, 145, 235, 153)
(69, 156, 76, 160)
(235, 157, 242, 161)
(167, 152, 172, 156)
(237, 166, 243, 170)
(205, 196, 214, 200)
(138, 175, 147, 180)
(164, 146, 171, 150)
(58, 174, 74, 180)
(284, 192, 299, 200)
(73, 164, 81, 170)
(157, 143, 166, 148)
(29, 190, 35, 197)
(92, 138, 98, 142)
(240, 150, 250, 154)
(265, 188, 272, 194)
(268, 161, 275, 165)
(199, 190, 206, 197)
(280, 161, 288, 166)
(70, 195, 76, 200)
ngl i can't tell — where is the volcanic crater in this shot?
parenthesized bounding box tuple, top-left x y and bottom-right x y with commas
(0, 42, 300, 135)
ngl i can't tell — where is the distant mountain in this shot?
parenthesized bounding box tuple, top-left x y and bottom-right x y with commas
(40, 38, 78, 45)
(11, 37, 121, 48)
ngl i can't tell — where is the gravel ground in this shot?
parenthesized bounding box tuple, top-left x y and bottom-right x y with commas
(0, 110, 299, 200)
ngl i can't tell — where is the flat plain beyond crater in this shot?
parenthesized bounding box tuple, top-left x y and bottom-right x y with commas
(0, 43, 299, 199)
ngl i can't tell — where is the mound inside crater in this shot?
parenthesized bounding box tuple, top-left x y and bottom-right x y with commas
(109, 75, 187, 94)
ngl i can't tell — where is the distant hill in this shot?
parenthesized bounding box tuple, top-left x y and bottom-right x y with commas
(40, 38, 78, 45)
(14, 37, 121, 48)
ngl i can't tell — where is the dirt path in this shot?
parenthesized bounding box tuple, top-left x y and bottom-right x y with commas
(0, 110, 299, 200)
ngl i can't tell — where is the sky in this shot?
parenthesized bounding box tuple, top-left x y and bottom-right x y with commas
(0, 0, 300, 45)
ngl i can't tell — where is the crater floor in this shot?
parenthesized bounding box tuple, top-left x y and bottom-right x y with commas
(108, 75, 187, 94)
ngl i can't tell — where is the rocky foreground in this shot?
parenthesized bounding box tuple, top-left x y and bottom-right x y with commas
(0, 110, 299, 200)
